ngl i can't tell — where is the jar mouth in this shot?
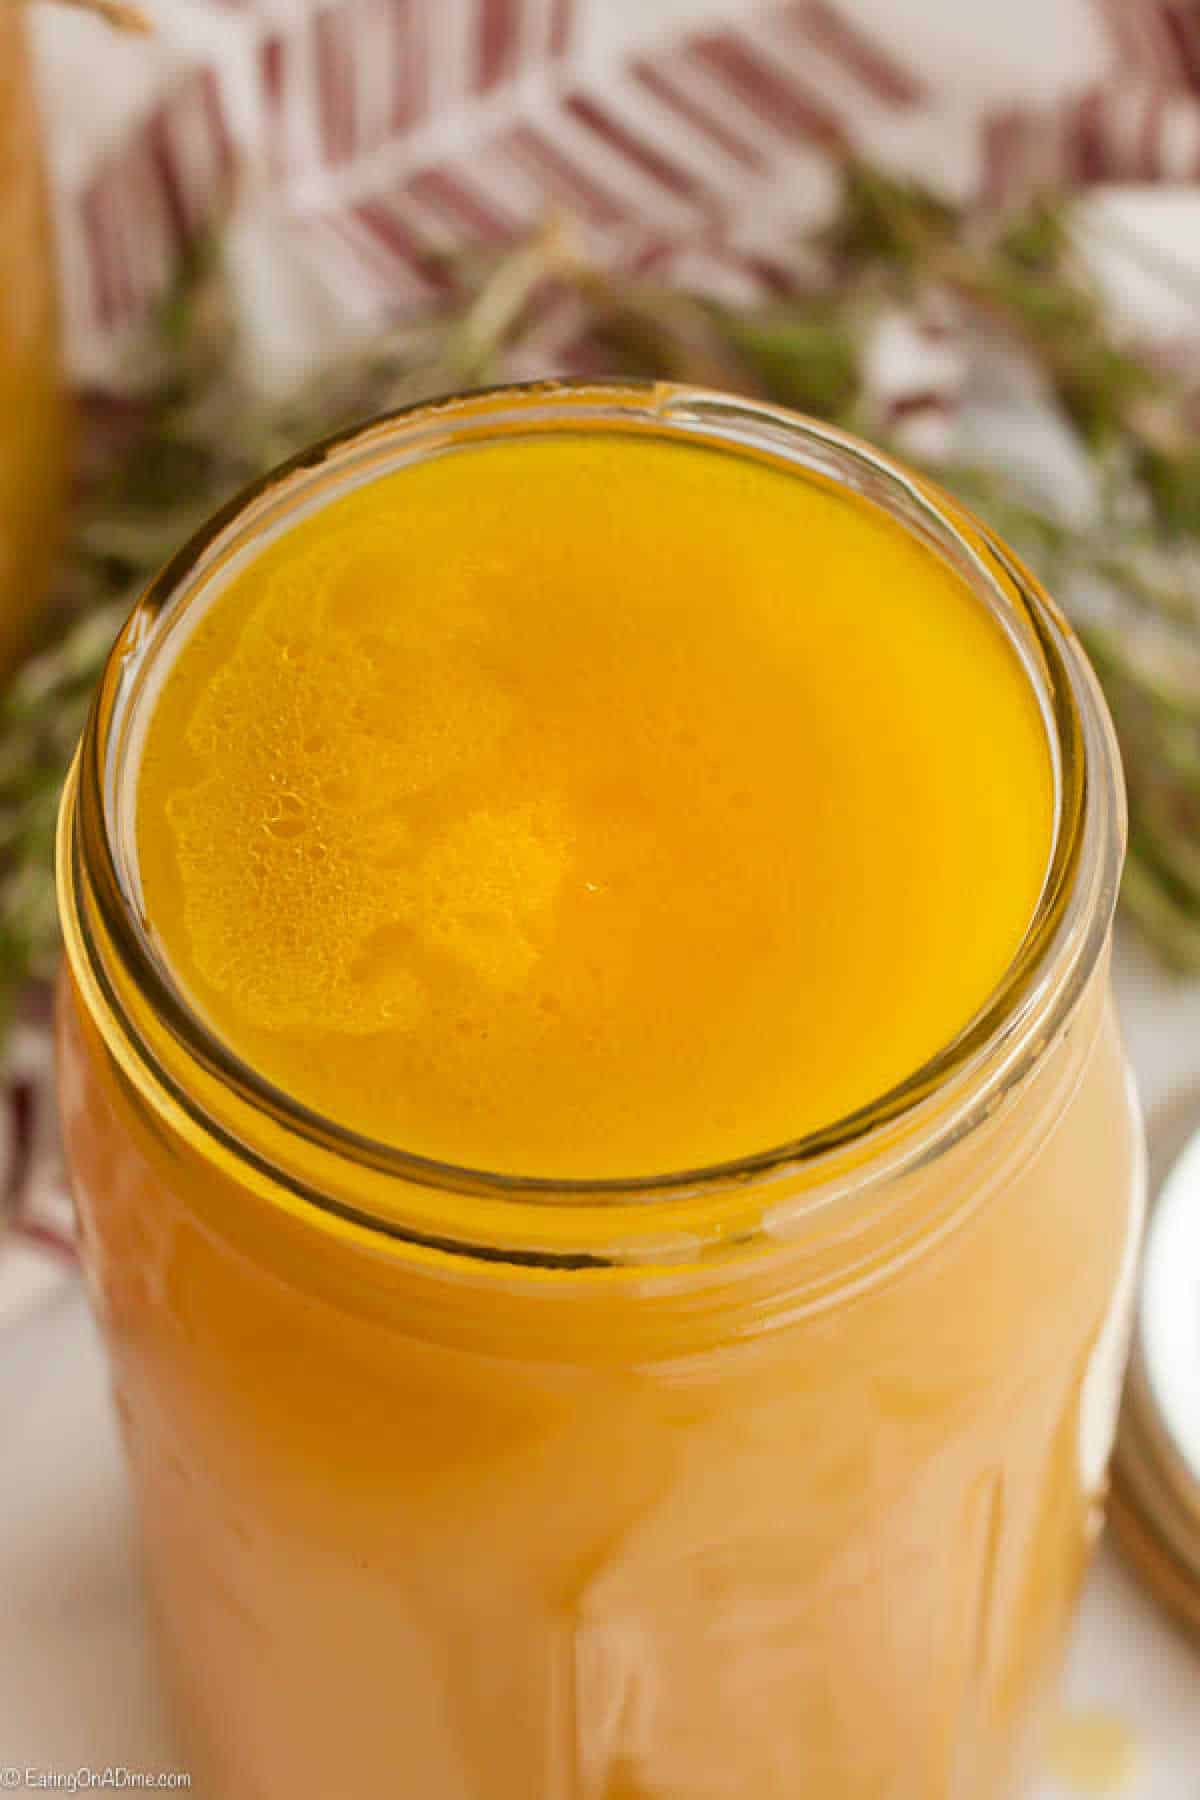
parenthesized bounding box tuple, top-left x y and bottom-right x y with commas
(58, 380, 1126, 1238)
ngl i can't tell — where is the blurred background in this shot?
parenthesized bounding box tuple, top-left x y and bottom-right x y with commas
(2, 0, 1199, 1792)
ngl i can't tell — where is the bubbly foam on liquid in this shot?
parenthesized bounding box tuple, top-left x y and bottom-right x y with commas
(135, 433, 1054, 1177)
(162, 526, 564, 1034)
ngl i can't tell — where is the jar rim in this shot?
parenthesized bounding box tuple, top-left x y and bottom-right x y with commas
(57, 379, 1126, 1256)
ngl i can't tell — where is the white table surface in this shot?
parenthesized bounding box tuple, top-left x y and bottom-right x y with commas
(0, 929, 1196, 1797)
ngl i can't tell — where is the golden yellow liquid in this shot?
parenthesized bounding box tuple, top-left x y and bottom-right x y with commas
(0, 17, 66, 668)
(60, 416, 1139, 1800)
(135, 434, 1051, 1175)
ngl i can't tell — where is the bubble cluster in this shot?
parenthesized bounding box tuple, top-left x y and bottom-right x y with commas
(163, 522, 567, 1036)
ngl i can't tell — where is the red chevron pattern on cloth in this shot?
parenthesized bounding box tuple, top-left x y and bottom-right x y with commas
(49, 0, 1200, 378)
(74, 63, 234, 336)
(982, 0, 1200, 196)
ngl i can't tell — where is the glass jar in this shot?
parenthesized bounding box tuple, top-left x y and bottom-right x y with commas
(56, 385, 1143, 1800)
(0, 13, 66, 668)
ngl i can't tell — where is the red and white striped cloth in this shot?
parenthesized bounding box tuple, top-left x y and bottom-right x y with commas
(5, 0, 1200, 1322)
(27, 0, 1200, 385)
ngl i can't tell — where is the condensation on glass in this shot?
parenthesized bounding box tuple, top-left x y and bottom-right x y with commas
(56, 386, 1144, 1800)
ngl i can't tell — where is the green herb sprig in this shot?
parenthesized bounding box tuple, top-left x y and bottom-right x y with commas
(5, 163, 1200, 1027)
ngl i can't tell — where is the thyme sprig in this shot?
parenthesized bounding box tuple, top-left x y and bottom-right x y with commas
(5, 162, 1200, 1027)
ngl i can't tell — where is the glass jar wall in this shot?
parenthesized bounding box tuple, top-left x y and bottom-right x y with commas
(56, 388, 1143, 1799)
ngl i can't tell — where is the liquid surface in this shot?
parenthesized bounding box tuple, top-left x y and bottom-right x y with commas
(135, 433, 1052, 1177)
